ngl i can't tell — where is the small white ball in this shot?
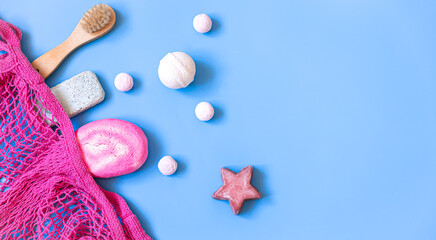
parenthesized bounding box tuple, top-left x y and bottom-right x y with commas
(114, 73, 133, 92)
(158, 52, 196, 89)
(158, 156, 178, 175)
(195, 102, 214, 121)
(193, 13, 212, 33)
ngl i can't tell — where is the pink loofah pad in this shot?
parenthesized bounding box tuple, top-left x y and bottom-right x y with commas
(76, 119, 148, 178)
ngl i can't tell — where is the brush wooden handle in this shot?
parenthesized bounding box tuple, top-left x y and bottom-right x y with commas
(32, 38, 78, 79)
(31, 4, 116, 79)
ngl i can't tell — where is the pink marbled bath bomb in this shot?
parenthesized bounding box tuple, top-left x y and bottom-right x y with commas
(114, 73, 134, 92)
(76, 119, 148, 178)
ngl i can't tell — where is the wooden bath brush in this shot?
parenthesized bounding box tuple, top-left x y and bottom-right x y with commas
(31, 4, 116, 79)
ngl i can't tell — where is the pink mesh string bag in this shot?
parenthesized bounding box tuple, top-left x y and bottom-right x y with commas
(0, 19, 151, 239)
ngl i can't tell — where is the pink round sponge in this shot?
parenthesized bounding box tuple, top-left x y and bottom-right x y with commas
(193, 13, 212, 33)
(114, 73, 133, 92)
(76, 119, 148, 178)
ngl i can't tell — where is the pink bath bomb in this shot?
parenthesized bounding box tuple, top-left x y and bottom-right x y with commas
(193, 13, 212, 33)
(76, 119, 148, 178)
(114, 73, 133, 92)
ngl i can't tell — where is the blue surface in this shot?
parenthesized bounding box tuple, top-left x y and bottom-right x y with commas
(2, 0, 436, 239)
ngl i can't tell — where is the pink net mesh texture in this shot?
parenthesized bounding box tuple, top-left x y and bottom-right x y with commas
(0, 20, 150, 239)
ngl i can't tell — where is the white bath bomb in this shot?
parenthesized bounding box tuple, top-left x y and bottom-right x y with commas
(114, 73, 133, 92)
(193, 13, 212, 33)
(195, 102, 214, 121)
(158, 52, 196, 89)
(158, 156, 178, 175)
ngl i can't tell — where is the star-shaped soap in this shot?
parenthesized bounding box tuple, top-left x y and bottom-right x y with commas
(212, 165, 262, 215)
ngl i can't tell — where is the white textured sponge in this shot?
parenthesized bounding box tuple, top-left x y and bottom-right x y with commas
(50, 71, 105, 118)
(158, 52, 196, 89)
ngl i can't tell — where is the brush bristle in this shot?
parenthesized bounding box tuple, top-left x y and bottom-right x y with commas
(81, 4, 111, 33)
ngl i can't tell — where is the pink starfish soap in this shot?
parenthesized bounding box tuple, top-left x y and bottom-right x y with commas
(212, 165, 262, 215)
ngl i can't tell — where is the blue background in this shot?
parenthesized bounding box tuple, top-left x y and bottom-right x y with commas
(2, 0, 436, 239)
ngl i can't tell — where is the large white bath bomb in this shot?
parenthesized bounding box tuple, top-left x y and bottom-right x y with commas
(158, 52, 196, 89)
(76, 119, 148, 178)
